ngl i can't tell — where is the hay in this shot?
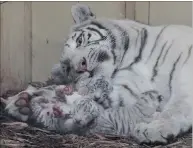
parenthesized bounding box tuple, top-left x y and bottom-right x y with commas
(0, 82, 192, 148)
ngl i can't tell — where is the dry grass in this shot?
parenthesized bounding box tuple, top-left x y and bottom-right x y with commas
(0, 82, 192, 148)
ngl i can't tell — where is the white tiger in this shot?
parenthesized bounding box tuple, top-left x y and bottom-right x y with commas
(53, 4, 193, 143)
(2, 3, 193, 144)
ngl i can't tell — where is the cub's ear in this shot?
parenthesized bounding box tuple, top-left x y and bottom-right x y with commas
(71, 3, 96, 24)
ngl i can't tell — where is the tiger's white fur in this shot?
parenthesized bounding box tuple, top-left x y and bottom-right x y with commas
(54, 4, 193, 143)
(2, 3, 193, 144)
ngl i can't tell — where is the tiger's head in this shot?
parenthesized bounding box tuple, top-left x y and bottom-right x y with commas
(52, 4, 126, 84)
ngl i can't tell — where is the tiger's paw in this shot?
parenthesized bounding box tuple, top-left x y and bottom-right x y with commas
(1, 91, 32, 122)
(133, 119, 180, 144)
(52, 105, 65, 118)
(55, 85, 74, 97)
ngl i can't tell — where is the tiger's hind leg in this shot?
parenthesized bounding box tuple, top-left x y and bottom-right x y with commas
(133, 94, 192, 144)
(132, 64, 193, 144)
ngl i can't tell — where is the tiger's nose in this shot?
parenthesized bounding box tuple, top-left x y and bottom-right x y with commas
(76, 57, 87, 73)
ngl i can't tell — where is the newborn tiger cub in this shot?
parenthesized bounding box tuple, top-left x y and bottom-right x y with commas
(77, 74, 113, 109)
(0, 68, 113, 128)
(0, 84, 80, 130)
(1, 84, 163, 138)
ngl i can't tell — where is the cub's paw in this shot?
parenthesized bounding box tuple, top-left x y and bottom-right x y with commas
(1, 91, 32, 122)
(55, 85, 74, 97)
(52, 105, 70, 118)
(133, 119, 180, 144)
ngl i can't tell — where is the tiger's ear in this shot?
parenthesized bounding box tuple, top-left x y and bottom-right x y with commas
(71, 3, 96, 24)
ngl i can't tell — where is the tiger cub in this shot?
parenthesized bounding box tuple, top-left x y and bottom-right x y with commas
(1, 83, 162, 138)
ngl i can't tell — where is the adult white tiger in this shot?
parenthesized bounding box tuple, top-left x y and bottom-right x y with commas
(52, 4, 193, 143)
(2, 3, 192, 145)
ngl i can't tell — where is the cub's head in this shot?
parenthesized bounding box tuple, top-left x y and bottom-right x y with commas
(52, 4, 119, 84)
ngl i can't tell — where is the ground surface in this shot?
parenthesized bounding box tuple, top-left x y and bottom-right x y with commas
(0, 81, 192, 148)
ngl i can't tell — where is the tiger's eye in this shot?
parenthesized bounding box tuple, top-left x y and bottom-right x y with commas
(77, 36, 83, 47)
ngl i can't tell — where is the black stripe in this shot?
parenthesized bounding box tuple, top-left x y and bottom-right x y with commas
(93, 51, 99, 63)
(87, 27, 104, 39)
(88, 48, 94, 58)
(169, 53, 182, 93)
(91, 21, 116, 49)
(160, 41, 173, 65)
(74, 21, 108, 46)
(120, 32, 130, 65)
(129, 28, 148, 68)
(91, 22, 117, 65)
(87, 40, 101, 46)
(122, 85, 138, 98)
(88, 33, 91, 40)
(89, 50, 97, 63)
(151, 41, 167, 81)
(111, 49, 116, 64)
(147, 26, 168, 60)
(183, 45, 192, 65)
(112, 23, 130, 65)
(82, 32, 86, 44)
(135, 30, 140, 47)
(91, 21, 107, 30)
(111, 68, 118, 79)
(109, 35, 116, 49)
(97, 51, 110, 62)
(130, 26, 140, 47)
(118, 28, 140, 71)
